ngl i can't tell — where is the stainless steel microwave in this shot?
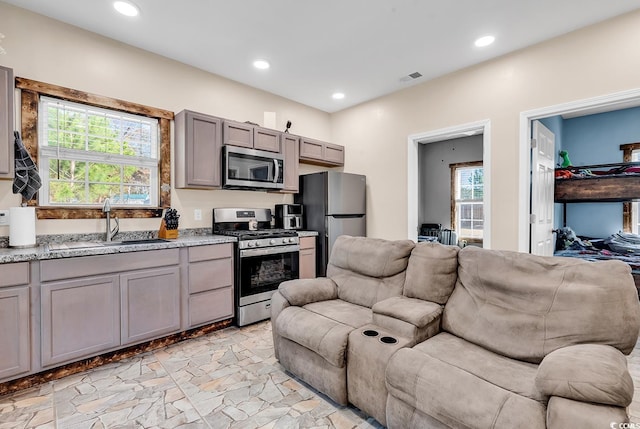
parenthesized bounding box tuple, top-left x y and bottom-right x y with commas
(222, 145, 284, 190)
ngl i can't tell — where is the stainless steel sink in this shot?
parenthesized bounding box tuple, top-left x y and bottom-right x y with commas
(105, 238, 170, 246)
(47, 238, 169, 251)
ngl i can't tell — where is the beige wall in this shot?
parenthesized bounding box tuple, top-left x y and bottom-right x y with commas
(2, 3, 640, 249)
(331, 10, 640, 250)
(0, 2, 331, 236)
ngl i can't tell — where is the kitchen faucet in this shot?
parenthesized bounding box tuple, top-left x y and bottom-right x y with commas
(102, 198, 120, 242)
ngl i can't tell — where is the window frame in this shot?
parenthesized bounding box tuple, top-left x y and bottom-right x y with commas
(16, 77, 173, 219)
(450, 160, 484, 244)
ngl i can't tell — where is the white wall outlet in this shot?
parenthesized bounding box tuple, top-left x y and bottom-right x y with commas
(0, 210, 9, 226)
(194, 209, 202, 221)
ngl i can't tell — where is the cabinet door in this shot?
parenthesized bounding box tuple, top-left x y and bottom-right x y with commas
(175, 110, 222, 189)
(0, 286, 30, 380)
(254, 127, 281, 153)
(324, 142, 345, 166)
(121, 267, 181, 345)
(299, 237, 316, 279)
(299, 137, 324, 161)
(0, 65, 14, 178)
(41, 275, 120, 367)
(281, 134, 300, 193)
(223, 120, 254, 148)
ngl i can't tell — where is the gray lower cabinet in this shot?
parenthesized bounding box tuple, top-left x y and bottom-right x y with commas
(40, 249, 180, 367)
(299, 236, 317, 279)
(120, 267, 181, 345)
(41, 275, 120, 367)
(187, 244, 234, 327)
(0, 286, 30, 380)
(0, 65, 14, 179)
(175, 110, 223, 189)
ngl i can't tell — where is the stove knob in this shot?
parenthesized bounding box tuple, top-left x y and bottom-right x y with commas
(247, 241, 255, 247)
(269, 239, 276, 245)
(281, 238, 287, 244)
(288, 238, 295, 243)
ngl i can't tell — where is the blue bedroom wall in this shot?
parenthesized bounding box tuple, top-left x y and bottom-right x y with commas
(559, 106, 640, 238)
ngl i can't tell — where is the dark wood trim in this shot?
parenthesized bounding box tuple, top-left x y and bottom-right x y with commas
(35, 207, 164, 220)
(622, 146, 635, 232)
(17, 78, 173, 217)
(15, 77, 174, 120)
(449, 161, 483, 234)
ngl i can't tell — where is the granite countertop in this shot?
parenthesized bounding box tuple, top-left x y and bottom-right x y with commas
(0, 229, 319, 264)
(0, 234, 236, 264)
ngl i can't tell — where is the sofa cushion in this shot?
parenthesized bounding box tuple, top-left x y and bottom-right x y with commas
(327, 236, 415, 308)
(411, 332, 543, 402)
(442, 246, 640, 363)
(403, 242, 459, 304)
(386, 341, 546, 429)
(303, 299, 372, 328)
(279, 278, 338, 306)
(275, 306, 353, 367)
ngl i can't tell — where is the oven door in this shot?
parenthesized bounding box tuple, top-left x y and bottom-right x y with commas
(238, 244, 299, 306)
(223, 145, 284, 189)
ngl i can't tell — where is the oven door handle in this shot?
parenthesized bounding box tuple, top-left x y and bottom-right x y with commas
(240, 244, 300, 258)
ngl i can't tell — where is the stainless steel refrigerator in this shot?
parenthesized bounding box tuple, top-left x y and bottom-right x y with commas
(295, 171, 366, 276)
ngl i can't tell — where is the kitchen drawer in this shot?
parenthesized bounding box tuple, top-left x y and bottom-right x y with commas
(299, 236, 316, 250)
(0, 262, 29, 287)
(189, 258, 233, 294)
(189, 287, 233, 327)
(188, 243, 233, 262)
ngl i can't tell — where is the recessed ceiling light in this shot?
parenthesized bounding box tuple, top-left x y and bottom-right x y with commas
(474, 35, 495, 47)
(332, 92, 345, 100)
(113, 1, 139, 17)
(253, 59, 270, 70)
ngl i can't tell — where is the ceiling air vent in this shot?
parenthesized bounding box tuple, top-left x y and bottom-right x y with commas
(400, 72, 423, 83)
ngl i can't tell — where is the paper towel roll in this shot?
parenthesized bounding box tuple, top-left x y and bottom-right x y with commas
(9, 207, 36, 248)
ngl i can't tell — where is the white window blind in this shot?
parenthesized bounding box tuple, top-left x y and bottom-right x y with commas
(38, 96, 159, 207)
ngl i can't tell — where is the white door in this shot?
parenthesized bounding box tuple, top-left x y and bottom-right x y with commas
(531, 120, 555, 256)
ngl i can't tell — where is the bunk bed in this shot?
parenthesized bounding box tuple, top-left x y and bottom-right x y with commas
(554, 161, 640, 292)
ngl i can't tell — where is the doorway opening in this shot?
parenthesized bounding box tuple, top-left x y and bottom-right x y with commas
(407, 120, 491, 248)
(519, 88, 640, 252)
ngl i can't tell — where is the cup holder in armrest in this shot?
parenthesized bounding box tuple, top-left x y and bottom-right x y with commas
(379, 336, 398, 344)
(362, 329, 379, 337)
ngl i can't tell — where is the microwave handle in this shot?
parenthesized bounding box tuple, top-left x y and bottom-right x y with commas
(273, 159, 280, 183)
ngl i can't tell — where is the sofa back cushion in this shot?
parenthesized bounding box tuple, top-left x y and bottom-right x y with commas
(442, 246, 640, 363)
(404, 242, 459, 304)
(327, 235, 415, 308)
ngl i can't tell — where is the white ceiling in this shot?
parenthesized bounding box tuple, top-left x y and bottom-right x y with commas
(3, 0, 640, 113)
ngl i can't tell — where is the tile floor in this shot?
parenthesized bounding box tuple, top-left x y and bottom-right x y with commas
(1, 320, 639, 428)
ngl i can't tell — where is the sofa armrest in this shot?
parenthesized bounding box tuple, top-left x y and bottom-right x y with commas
(535, 344, 633, 407)
(372, 296, 442, 328)
(278, 278, 338, 307)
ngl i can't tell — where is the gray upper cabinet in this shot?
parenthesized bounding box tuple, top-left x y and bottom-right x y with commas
(300, 137, 344, 167)
(0, 262, 31, 381)
(0, 65, 14, 178)
(175, 110, 223, 189)
(281, 133, 300, 193)
(224, 120, 281, 153)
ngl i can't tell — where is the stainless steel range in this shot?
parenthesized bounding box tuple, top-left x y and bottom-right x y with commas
(213, 208, 299, 326)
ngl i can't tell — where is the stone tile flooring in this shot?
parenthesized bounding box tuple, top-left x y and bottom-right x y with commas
(0, 322, 382, 429)
(1, 320, 640, 428)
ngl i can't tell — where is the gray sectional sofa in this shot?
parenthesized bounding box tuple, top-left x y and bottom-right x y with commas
(270, 235, 640, 428)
